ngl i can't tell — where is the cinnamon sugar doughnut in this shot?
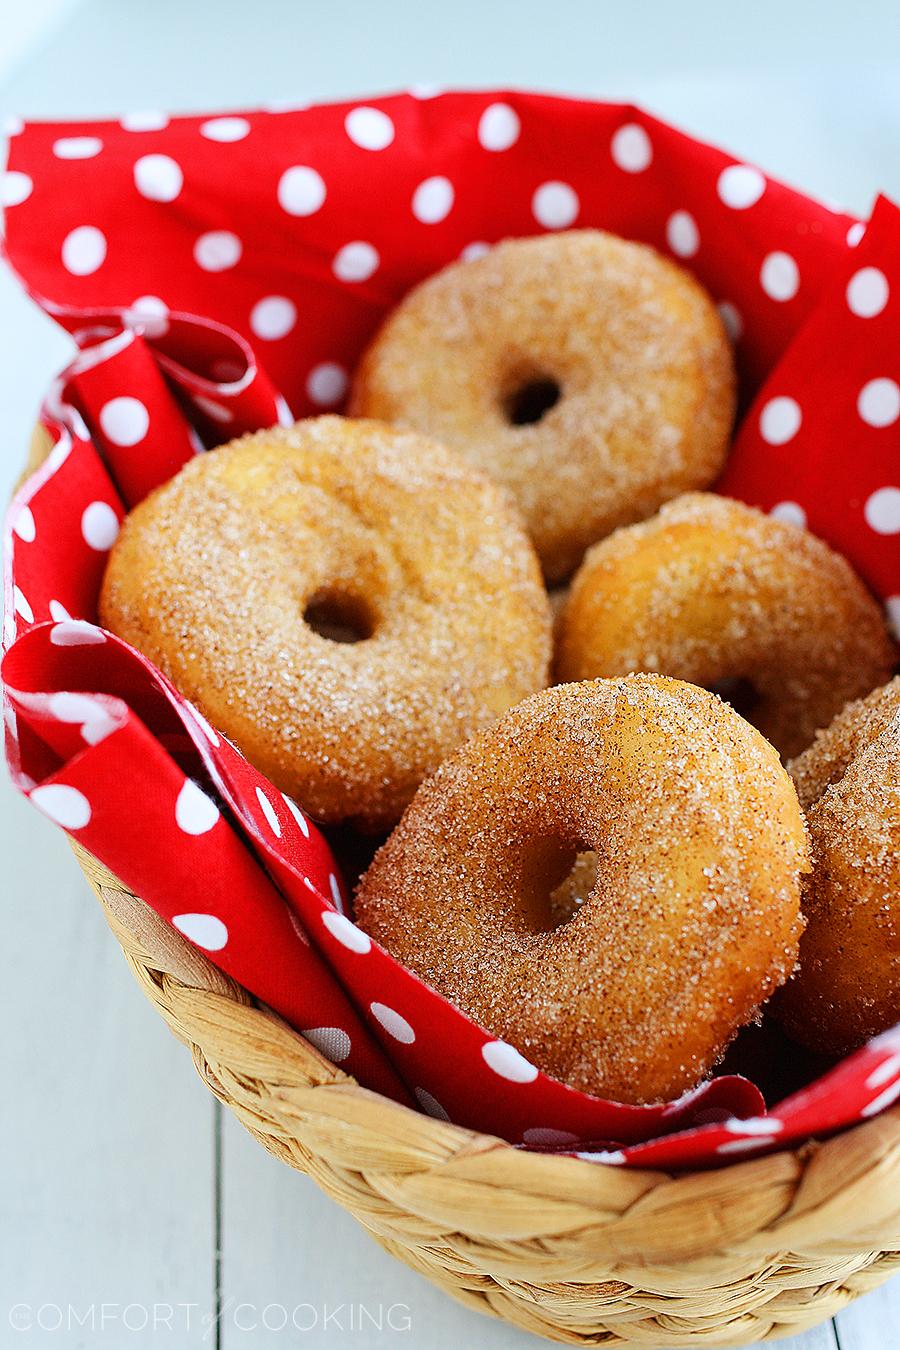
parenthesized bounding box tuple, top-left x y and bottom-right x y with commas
(100, 417, 551, 830)
(775, 679, 900, 1054)
(355, 676, 809, 1105)
(556, 493, 896, 759)
(350, 230, 736, 582)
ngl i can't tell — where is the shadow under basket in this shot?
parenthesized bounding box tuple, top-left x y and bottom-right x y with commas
(70, 840, 900, 1348)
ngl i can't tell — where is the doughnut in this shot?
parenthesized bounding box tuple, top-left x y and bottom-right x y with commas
(556, 493, 896, 759)
(100, 417, 551, 831)
(775, 678, 900, 1054)
(355, 675, 809, 1105)
(350, 230, 736, 582)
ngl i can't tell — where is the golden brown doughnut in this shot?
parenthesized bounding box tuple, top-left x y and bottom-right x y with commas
(775, 679, 900, 1054)
(556, 493, 896, 759)
(355, 675, 809, 1105)
(100, 417, 551, 830)
(350, 230, 736, 582)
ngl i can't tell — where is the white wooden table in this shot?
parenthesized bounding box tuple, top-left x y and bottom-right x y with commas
(1, 2, 898, 1345)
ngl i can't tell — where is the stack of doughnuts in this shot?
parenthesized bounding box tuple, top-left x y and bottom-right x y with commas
(101, 227, 898, 1107)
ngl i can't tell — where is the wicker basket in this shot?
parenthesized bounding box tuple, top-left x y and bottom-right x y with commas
(14, 431, 900, 1345)
(65, 840, 900, 1348)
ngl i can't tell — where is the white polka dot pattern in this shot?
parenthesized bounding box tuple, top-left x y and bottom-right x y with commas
(328, 873, 344, 912)
(133, 153, 183, 202)
(716, 1136, 769, 1156)
(46, 691, 115, 745)
(175, 779, 220, 835)
(760, 252, 800, 302)
(53, 137, 103, 160)
(49, 620, 106, 647)
(370, 1002, 416, 1044)
(281, 793, 310, 836)
(250, 295, 296, 340)
(864, 487, 900, 535)
(482, 1040, 539, 1083)
(61, 226, 107, 275)
(411, 177, 454, 224)
(193, 395, 233, 424)
(2, 171, 32, 206)
(477, 103, 520, 151)
(345, 106, 394, 151)
(172, 912, 229, 950)
(532, 181, 579, 229)
(846, 267, 889, 318)
(666, 210, 699, 258)
(30, 783, 91, 829)
(306, 363, 348, 406)
(862, 1079, 900, 1117)
(723, 1115, 784, 1136)
(278, 165, 326, 216)
(99, 396, 150, 446)
(321, 911, 371, 953)
(576, 1149, 626, 1165)
(121, 110, 168, 131)
(718, 164, 766, 209)
(194, 231, 242, 271)
(123, 295, 169, 338)
(858, 378, 900, 428)
(200, 117, 250, 143)
(255, 785, 281, 836)
(717, 302, 743, 342)
(610, 123, 652, 173)
(759, 396, 802, 445)
(81, 501, 120, 550)
(13, 505, 35, 542)
(769, 501, 807, 528)
(522, 1127, 579, 1146)
(414, 1087, 450, 1120)
(303, 1026, 352, 1062)
(185, 702, 220, 746)
(333, 241, 379, 282)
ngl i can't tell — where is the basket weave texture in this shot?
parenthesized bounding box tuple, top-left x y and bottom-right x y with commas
(67, 841, 900, 1348)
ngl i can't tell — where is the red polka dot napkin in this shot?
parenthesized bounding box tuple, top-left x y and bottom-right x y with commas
(2, 91, 899, 1168)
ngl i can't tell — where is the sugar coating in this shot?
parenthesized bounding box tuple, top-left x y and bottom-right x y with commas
(355, 674, 809, 1105)
(557, 492, 897, 759)
(100, 417, 551, 830)
(776, 678, 900, 1053)
(350, 230, 736, 582)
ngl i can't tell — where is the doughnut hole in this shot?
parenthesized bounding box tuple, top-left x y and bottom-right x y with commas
(303, 587, 377, 644)
(501, 369, 562, 426)
(518, 837, 598, 932)
(549, 850, 599, 927)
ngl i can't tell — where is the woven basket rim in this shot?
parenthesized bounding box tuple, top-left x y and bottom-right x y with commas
(75, 841, 900, 1238)
(66, 844, 900, 1342)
